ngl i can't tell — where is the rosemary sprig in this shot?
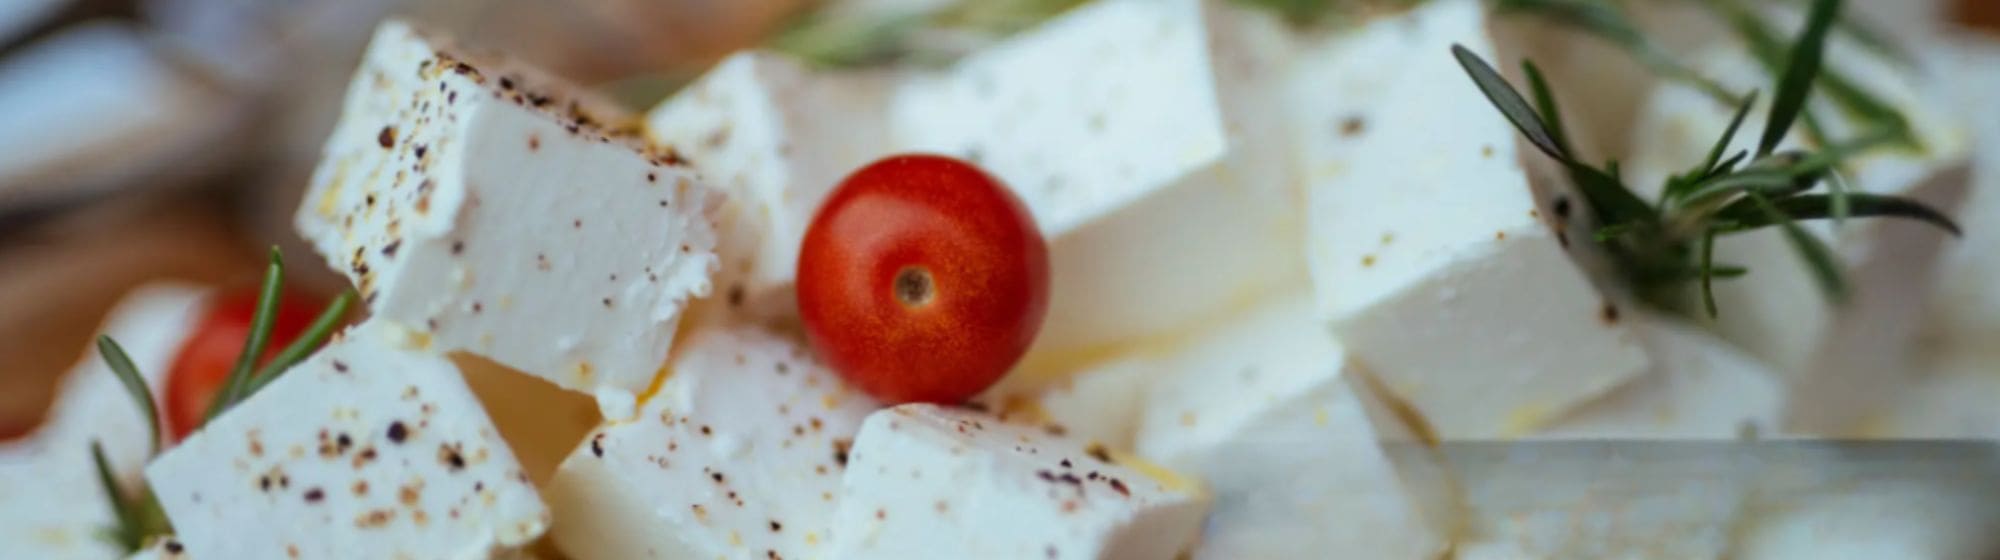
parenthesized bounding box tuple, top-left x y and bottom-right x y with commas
(1451, 0, 1959, 318)
(91, 247, 353, 553)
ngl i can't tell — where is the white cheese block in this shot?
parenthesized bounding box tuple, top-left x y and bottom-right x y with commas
(546, 326, 879, 560)
(646, 51, 893, 322)
(1293, 0, 1648, 438)
(126, 537, 189, 560)
(145, 322, 550, 559)
(294, 20, 722, 408)
(1540, 312, 1786, 439)
(1861, 349, 2000, 439)
(0, 284, 203, 560)
(1732, 458, 2000, 560)
(889, 0, 1306, 355)
(972, 357, 1155, 452)
(1624, 29, 1973, 433)
(829, 404, 1208, 559)
(1929, 35, 2000, 346)
(1449, 442, 1761, 560)
(1132, 292, 1461, 559)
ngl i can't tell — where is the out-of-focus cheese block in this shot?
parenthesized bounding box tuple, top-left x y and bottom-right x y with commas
(829, 404, 1208, 559)
(145, 322, 549, 559)
(0, 22, 233, 207)
(1862, 349, 2000, 439)
(126, 537, 189, 560)
(0, 284, 204, 560)
(646, 51, 892, 322)
(1625, 29, 1973, 434)
(546, 326, 878, 560)
(294, 20, 722, 408)
(1733, 465, 2000, 560)
(1132, 292, 1461, 559)
(1540, 313, 1785, 439)
(1294, 0, 1648, 439)
(1449, 442, 1761, 560)
(890, 0, 1306, 356)
(1930, 36, 2000, 346)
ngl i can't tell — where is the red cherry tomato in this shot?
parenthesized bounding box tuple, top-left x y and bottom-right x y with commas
(163, 288, 327, 441)
(797, 154, 1050, 404)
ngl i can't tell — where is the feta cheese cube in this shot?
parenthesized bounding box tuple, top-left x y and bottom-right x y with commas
(1861, 349, 2000, 439)
(830, 404, 1208, 559)
(1132, 292, 1461, 559)
(145, 322, 549, 559)
(1624, 30, 1973, 433)
(545, 326, 879, 560)
(972, 357, 1155, 451)
(1540, 313, 1786, 439)
(0, 284, 203, 560)
(890, 0, 1307, 354)
(294, 20, 722, 406)
(1294, 0, 1648, 438)
(645, 51, 893, 321)
(1930, 36, 2000, 345)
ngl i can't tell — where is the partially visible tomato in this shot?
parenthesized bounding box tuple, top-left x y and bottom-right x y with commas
(797, 154, 1050, 405)
(163, 288, 327, 441)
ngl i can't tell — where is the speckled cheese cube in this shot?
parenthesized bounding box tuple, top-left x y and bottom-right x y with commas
(545, 326, 879, 560)
(144, 322, 549, 559)
(645, 51, 893, 322)
(1539, 313, 1786, 439)
(1132, 292, 1461, 559)
(830, 404, 1209, 560)
(890, 0, 1307, 355)
(1293, 0, 1648, 439)
(1624, 24, 1972, 434)
(294, 20, 722, 408)
(0, 284, 204, 560)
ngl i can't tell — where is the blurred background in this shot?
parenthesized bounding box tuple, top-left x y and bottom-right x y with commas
(0, 0, 1993, 437)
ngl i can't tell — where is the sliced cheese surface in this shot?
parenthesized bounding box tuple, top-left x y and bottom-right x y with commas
(0, 285, 204, 560)
(1133, 292, 1461, 559)
(1294, 0, 1647, 438)
(546, 326, 878, 560)
(891, 0, 1306, 355)
(646, 51, 894, 322)
(1541, 313, 1786, 439)
(146, 322, 549, 559)
(295, 20, 721, 408)
(830, 404, 1208, 559)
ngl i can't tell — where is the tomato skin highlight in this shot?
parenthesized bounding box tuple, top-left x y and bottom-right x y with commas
(163, 288, 327, 442)
(797, 154, 1050, 405)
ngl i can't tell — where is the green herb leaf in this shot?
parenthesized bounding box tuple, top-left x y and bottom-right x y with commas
(1825, 166, 1852, 227)
(1523, 59, 1575, 158)
(205, 248, 285, 423)
(1699, 230, 1721, 318)
(1746, 192, 1848, 303)
(96, 336, 159, 457)
(1716, 193, 1962, 236)
(1451, 44, 1569, 161)
(1758, 0, 1842, 157)
(92, 440, 139, 553)
(244, 290, 356, 397)
(1702, 90, 1760, 178)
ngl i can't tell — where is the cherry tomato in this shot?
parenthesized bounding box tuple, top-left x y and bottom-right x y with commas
(163, 288, 327, 441)
(797, 154, 1050, 404)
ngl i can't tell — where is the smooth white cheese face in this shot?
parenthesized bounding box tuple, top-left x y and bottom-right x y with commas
(0, 284, 203, 560)
(546, 326, 878, 560)
(829, 404, 1208, 560)
(294, 20, 721, 409)
(1293, 0, 1648, 438)
(1624, 26, 1973, 434)
(973, 357, 1155, 452)
(1930, 36, 2000, 346)
(145, 322, 549, 559)
(1132, 292, 1460, 560)
(890, 0, 1307, 355)
(1862, 349, 2000, 438)
(646, 51, 894, 322)
(1540, 313, 1785, 439)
